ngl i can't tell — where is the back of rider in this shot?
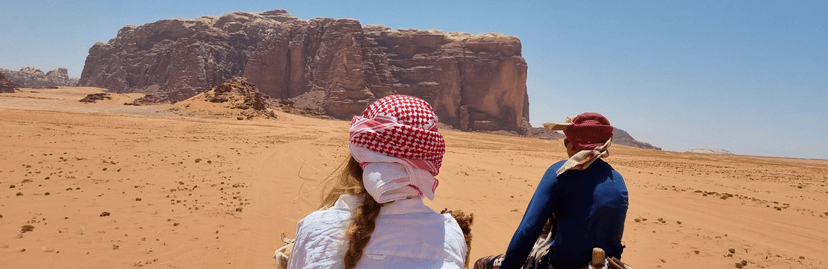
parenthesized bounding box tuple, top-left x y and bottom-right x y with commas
(489, 159, 628, 269)
(543, 159, 628, 268)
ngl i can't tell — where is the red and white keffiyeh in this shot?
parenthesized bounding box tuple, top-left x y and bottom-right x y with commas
(543, 112, 614, 176)
(349, 95, 446, 176)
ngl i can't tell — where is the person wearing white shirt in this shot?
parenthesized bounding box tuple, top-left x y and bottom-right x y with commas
(286, 95, 466, 269)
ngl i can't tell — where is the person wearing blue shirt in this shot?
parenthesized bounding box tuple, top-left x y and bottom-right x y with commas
(475, 112, 630, 269)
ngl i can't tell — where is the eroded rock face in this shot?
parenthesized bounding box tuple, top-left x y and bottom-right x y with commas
(0, 67, 79, 88)
(80, 9, 529, 133)
(0, 72, 18, 93)
(79, 11, 296, 101)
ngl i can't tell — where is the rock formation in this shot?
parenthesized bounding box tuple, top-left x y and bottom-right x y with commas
(169, 77, 276, 120)
(200, 77, 269, 111)
(124, 94, 168, 106)
(0, 67, 79, 88)
(0, 72, 17, 93)
(79, 9, 529, 133)
(79, 10, 296, 101)
(612, 128, 661, 150)
(79, 93, 112, 103)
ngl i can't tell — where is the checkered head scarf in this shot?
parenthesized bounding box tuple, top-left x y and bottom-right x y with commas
(349, 95, 446, 176)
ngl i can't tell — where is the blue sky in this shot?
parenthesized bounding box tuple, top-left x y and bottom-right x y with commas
(1, 0, 826, 159)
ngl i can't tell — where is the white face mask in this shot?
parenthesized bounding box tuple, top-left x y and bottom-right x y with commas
(350, 143, 439, 203)
(362, 162, 423, 203)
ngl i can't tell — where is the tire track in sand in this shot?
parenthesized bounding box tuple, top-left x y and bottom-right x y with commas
(234, 138, 336, 268)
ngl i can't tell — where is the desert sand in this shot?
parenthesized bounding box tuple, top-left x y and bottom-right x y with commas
(1, 87, 826, 268)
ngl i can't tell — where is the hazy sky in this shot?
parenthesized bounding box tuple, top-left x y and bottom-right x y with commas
(1, 0, 826, 159)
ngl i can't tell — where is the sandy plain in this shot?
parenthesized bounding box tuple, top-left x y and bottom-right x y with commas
(0, 87, 826, 269)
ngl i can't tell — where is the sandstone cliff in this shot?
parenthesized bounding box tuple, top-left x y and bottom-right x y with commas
(79, 9, 529, 133)
(0, 72, 18, 93)
(0, 67, 79, 88)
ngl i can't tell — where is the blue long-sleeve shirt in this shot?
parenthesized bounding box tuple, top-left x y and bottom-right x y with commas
(500, 159, 628, 269)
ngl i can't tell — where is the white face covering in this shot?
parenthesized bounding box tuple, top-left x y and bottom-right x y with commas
(351, 144, 439, 203)
(363, 163, 423, 203)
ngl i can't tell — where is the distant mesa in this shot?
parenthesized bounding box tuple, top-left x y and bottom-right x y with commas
(75, 7, 663, 149)
(78, 9, 529, 134)
(685, 147, 733, 155)
(0, 67, 79, 88)
(526, 126, 566, 140)
(525, 126, 660, 150)
(0, 72, 18, 93)
(612, 128, 661, 150)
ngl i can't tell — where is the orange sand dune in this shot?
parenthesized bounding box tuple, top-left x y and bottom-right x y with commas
(0, 88, 826, 268)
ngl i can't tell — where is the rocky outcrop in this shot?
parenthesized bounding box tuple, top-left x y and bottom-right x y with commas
(79, 93, 112, 103)
(169, 77, 276, 120)
(200, 77, 269, 110)
(0, 67, 79, 88)
(0, 72, 17, 93)
(612, 128, 661, 150)
(79, 9, 529, 133)
(124, 94, 168, 106)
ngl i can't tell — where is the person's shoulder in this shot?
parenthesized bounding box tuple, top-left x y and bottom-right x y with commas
(540, 160, 567, 180)
(596, 159, 622, 174)
(442, 214, 461, 230)
(296, 209, 323, 230)
(301, 208, 328, 222)
(298, 206, 350, 230)
(546, 160, 567, 174)
(440, 213, 469, 258)
(609, 164, 624, 178)
(551, 159, 567, 169)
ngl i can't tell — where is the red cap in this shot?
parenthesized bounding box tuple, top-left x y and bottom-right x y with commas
(562, 112, 614, 152)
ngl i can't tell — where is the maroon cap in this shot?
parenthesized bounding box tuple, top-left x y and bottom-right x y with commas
(561, 112, 614, 152)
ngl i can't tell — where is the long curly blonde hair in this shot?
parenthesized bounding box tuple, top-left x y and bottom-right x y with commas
(320, 155, 384, 269)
